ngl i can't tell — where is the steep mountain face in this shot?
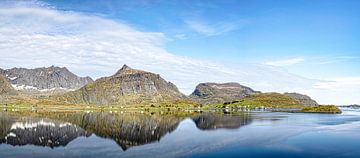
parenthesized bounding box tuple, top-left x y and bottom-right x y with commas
(0, 66, 93, 92)
(59, 65, 185, 105)
(190, 82, 259, 104)
(0, 68, 5, 76)
(0, 74, 17, 95)
(284, 92, 318, 106)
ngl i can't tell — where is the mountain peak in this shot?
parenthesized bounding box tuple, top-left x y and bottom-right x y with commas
(61, 64, 185, 105)
(120, 64, 132, 71)
(114, 64, 145, 76)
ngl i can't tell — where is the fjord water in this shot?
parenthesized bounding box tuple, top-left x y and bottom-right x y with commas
(0, 109, 359, 158)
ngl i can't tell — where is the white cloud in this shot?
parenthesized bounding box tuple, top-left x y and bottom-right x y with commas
(174, 34, 187, 40)
(265, 57, 305, 67)
(184, 18, 239, 36)
(314, 77, 360, 89)
(0, 1, 359, 105)
(306, 77, 360, 105)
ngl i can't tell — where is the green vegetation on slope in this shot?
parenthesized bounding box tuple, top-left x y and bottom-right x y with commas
(1, 92, 342, 114)
(204, 93, 304, 109)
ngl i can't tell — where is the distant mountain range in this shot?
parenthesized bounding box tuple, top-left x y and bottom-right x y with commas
(0, 66, 93, 94)
(0, 64, 319, 106)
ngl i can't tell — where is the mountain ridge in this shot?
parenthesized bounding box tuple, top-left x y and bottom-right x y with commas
(0, 66, 93, 93)
(189, 82, 260, 104)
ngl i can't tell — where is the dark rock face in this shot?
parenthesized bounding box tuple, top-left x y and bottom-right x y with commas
(190, 82, 259, 104)
(0, 68, 5, 76)
(284, 92, 318, 106)
(0, 66, 93, 92)
(60, 65, 185, 105)
(0, 74, 17, 95)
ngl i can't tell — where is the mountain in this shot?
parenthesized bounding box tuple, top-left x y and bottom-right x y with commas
(189, 82, 259, 104)
(0, 74, 17, 95)
(284, 92, 318, 106)
(58, 65, 185, 105)
(0, 66, 93, 93)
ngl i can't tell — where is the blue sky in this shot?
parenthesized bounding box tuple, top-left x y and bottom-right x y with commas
(44, 0, 360, 79)
(0, 0, 360, 104)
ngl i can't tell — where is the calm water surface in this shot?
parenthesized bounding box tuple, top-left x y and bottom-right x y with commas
(0, 108, 359, 158)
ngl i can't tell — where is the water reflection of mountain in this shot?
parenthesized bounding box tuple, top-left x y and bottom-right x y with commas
(0, 111, 254, 150)
(0, 112, 89, 148)
(49, 112, 183, 150)
(192, 113, 252, 130)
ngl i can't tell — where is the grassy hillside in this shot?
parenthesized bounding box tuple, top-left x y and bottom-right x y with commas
(204, 93, 304, 109)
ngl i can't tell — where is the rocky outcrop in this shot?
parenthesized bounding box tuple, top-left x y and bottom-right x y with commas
(0, 68, 5, 76)
(0, 74, 17, 95)
(0, 66, 93, 93)
(284, 92, 318, 106)
(190, 82, 259, 104)
(59, 65, 185, 105)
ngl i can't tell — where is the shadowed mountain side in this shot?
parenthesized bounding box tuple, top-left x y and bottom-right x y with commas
(0, 75, 18, 104)
(56, 65, 186, 105)
(0, 74, 17, 95)
(191, 113, 253, 130)
(0, 113, 90, 148)
(284, 92, 318, 106)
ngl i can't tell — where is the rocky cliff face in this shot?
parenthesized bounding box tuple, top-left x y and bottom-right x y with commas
(0, 74, 17, 95)
(59, 65, 185, 105)
(0, 66, 93, 93)
(190, 82, 259, 104)
(284, 92, 318, 106)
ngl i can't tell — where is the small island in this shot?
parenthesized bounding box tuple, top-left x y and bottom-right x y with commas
(299, 105, 342, 114)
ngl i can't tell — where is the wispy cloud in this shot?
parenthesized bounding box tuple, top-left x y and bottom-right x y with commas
(184, 18, 239, 36)
(312, 56, 359, 65)
(308, 77, 360, 105)
(174, 34, 187, 40)
(265, 57, 305, 67)
(314, 77, 360, 89)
